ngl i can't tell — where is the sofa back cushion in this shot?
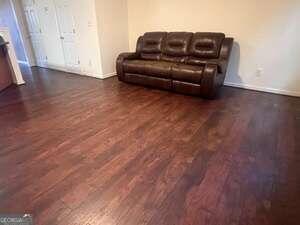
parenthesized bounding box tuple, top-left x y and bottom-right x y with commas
(188, 33, 225, 59)
(161, 32, 193, 63)
(140, 32, 167, 60)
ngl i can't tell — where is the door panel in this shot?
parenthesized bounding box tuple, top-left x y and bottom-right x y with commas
(23, 3, 47, 67)
(54, 0, 80, 73)
(36, 0, 65, 68)
(21, 0, 34, 8)
(30, 36, 46, 66)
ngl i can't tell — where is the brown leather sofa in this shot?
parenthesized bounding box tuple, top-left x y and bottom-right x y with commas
(117, 32, 233, 98)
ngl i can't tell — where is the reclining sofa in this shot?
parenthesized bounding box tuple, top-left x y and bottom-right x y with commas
(116, 32, 233, 98)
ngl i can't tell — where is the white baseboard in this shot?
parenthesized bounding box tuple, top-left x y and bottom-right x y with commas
(102, 72, 116, 79)
(15, 80, 25, 85)
(36, 65, 115, 80)
(224, 81, 300, 97)
(17, 60, 29, 65)
(82, 72, 102, 79)
(43, 65, 69, 73)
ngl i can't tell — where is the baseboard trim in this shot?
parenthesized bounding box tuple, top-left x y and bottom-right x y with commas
(102, 72, 116, 79)
(82, 72, 102, 79)
(15, 80, 26, 85)
(224, 81, 300, 97)
(36, 65, 110, 80)
(17, 60, 29, 65)
(43, 65, 69, 73)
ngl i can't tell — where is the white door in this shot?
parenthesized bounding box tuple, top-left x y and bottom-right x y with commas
(36, 0, 66, 69)
(22, 0, 47, 67)
(54, 0, 81, 73)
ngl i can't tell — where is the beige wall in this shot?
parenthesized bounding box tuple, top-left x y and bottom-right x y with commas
(127, 0, 300, 96)
(95, 0, 129, 76)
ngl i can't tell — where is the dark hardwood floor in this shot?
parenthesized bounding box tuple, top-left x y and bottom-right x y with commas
(0, 66, 300, 225)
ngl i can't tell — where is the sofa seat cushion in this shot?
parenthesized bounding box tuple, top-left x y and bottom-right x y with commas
(123, 60, 175, 79)
(123, 60, 145, 74)
(171, 64, 203, 84)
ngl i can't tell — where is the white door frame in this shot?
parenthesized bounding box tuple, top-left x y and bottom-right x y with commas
(0, 28, 25, 85)
(9, 0, 36, 67)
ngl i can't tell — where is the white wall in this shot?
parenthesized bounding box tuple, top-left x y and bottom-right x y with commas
(95, 0, 129, 77)
(127, 0, 300, 96)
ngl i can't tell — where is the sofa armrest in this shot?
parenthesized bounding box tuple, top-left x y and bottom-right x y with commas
(218, 38, 234, 74)
(116, 52, 140, 81)
(199, 59, 227, 74)
(200, 64, 220, 99)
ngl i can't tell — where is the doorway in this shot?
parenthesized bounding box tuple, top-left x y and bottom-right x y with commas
(0, 0, 31, 65)
(16, 0, 83, 74)
(1, 0, 103, 79)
